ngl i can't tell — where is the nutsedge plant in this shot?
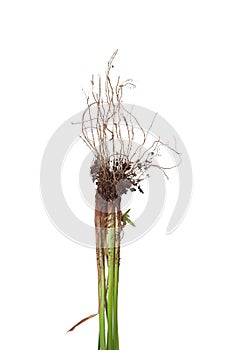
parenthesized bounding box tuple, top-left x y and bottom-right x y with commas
(67, 50, 181, 349)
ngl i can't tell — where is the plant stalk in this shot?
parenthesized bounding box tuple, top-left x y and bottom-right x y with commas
(107, 225, 115, 350)
(95, 194, 107, 350)
(113, 246, 119, 350)
(113, 198, 121, 350)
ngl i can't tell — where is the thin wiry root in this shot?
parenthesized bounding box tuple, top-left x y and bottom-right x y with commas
(72, 50, 181, 200)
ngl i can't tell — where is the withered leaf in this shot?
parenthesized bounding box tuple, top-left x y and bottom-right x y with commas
(67, 313, 98, 333)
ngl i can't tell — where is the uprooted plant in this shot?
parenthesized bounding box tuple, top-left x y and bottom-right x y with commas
(68, 50, 181, 349)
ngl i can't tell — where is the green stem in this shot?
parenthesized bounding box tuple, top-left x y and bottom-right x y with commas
(98, 244, 107, 350)
(95, 194, 107, 350)
(113, 244, 120, 350)
(107, 227, 115, 350)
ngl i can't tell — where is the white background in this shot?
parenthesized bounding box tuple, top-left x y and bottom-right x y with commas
(1, 1, 233, 349)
